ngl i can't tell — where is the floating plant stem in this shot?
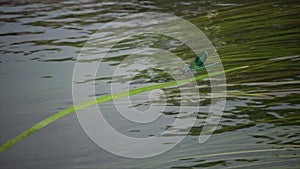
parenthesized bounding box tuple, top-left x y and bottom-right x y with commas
(0, 66, 248, 153)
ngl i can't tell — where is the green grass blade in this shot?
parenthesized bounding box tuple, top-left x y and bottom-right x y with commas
(0, 66, 248, 153)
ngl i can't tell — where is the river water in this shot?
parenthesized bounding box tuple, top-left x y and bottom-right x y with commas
(0, 0, 299, 168)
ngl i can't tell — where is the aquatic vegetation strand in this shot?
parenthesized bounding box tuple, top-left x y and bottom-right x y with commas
(0, 66, 248, 153)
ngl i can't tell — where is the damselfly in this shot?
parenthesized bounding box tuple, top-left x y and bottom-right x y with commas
(182, 51, 219, 74)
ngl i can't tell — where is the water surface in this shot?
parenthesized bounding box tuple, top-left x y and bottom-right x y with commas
(0, 0, 299, 168)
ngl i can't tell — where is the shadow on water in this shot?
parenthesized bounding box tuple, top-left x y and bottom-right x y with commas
(0, 0, 299, 168)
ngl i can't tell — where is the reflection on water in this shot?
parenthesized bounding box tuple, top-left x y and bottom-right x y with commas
(0, 0, 299, 168)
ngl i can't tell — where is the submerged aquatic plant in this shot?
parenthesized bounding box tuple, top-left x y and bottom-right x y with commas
(0, 66, 248, 153)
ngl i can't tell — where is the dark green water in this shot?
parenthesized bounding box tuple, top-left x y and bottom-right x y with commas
(0, 0, 299, 168)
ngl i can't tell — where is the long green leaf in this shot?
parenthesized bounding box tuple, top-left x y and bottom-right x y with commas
(0, 66, 248, 153)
